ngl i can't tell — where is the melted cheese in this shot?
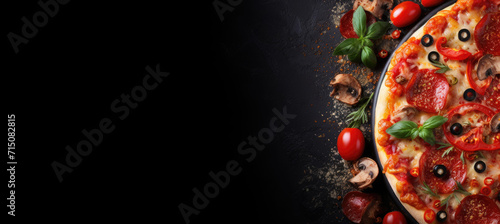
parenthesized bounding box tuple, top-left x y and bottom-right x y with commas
(465, 152, 500, 195)
(397, 140, 423, 167)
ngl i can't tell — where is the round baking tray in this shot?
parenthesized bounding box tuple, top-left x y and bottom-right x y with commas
(371, 1, 456, 223)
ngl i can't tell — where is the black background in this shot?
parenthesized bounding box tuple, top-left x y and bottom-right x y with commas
(4, 0, 442, 223)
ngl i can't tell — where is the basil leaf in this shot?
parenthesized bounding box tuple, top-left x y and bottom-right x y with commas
(353, 6, 367, 38)
(386, 120, 418, 139)
(419, 128, 436, 146)
(348, 44, 363, 62)
(422, 116, 448, 129)
(365, 21, 390, 40)
(362, 38, 374, 48)
(348, 52, 362, 63)
(361, 46, 377, 69)
(333, 38, 360, 55)
(410, 128, 420, 140)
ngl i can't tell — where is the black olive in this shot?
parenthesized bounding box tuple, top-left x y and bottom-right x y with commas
(498, 192, 500, 201)
(436, 211, 447, 222)
(428, 51, 440, 63)
(474, 161, 486, 173)
(458, 29, 471, 42)
(422, 34, 434, 47)
(450, 123, 463, 135)
(463, 88, 476, 101)
(433, 165, 447, 178)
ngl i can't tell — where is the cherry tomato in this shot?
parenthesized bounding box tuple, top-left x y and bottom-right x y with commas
(383, 211, 407, 224)
(391, 1, 422, 28)
(421, 0, 445, 7)
(337, 128, 365, 161)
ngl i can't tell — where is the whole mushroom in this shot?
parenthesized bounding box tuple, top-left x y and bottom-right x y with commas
(329, 74, 363, 105)
(349, 157, 379, 190)
(476, 54, 500, 81)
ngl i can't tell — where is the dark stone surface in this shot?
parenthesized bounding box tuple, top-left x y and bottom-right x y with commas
(5, 0, 451, 222)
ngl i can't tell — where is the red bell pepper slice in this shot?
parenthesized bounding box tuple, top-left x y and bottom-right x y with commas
(435, 37, 472, 61)
(466, 51, 492, 95)
(443, 103, 500, 151)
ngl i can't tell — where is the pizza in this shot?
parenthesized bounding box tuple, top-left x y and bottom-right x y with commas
(373, 0, 500, 223)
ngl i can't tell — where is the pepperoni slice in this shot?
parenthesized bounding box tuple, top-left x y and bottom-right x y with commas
(483, 75, 500, 110)
(475, 12, 500, 56)
(339, 9, 377, 39)
(341, 191, 383, 223)
(419, 147, 467, 194)
(455, 195, 500, 224)
(406, 69, 450, 113)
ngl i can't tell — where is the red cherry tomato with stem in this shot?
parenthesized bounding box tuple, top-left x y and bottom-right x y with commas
(383, 211, 407, 224)
(337, 128, 365, 161)
(391, 1, 422, 28)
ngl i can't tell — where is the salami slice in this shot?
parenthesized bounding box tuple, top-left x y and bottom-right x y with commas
(341, 191, 383, 224)
(475, 12, 500, 56)
(484, 75, 500, 110)
(405, 69, 450, 113)
(339, 9, 377, 39)
(455, 195, 500, 224)
(419, 147, 467, 194)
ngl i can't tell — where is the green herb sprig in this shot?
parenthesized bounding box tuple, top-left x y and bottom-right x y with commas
(439, 180, 472, 208)
(385, 115, 448, 146)
(454, 180, 471, 196)
(437, 142, 454, 157)
(429, 60, 451, 73)
(333, 7, 391, 69)
(346, 93, 374, 128)
(421, 182, 439, 198)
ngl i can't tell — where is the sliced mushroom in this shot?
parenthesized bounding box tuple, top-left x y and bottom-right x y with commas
(330, 74, 362, 105)
(349, 157, 379, 190)
(491, 112, 500, 133)
(395, 75, 408, 85)
(353, 0, 393, 19)
(476, 54, 500, 81)
(390, 105, 417, 123)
